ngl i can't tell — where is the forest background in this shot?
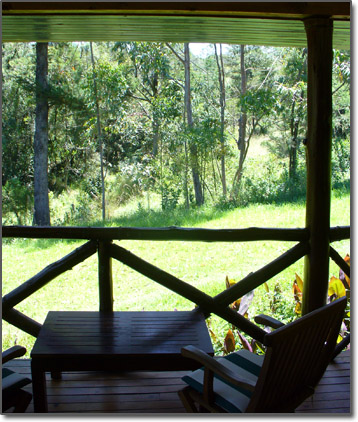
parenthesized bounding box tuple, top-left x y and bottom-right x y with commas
(2, 42, 350, 225)
(2, 42, 350, 354)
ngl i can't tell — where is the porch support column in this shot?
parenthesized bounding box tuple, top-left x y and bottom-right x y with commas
(98, 240, 114, 312)
(303, 18, 333, 314)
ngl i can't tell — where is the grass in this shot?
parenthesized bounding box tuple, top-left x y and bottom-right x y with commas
(2, 192, 350, 356)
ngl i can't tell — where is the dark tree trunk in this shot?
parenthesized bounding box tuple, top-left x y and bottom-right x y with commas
(151, 73, 160, 157)
(152, 119, 160, 157)
(33, 42, 50, 226)
(90, 42, 106, 221)
(184, 43, 204, 206)
(289, 99, 299, 180)
(214, 44, 227, 197)
(231, 45, 248, 196)
(238, 45, 247, 184)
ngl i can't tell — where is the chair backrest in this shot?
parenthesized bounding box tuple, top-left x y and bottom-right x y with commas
(246, 297, 347, 413)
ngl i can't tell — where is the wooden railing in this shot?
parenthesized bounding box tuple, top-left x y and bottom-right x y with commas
(2, 225, 350, 344)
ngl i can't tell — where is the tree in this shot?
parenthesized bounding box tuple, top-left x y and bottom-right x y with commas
(214, 44, 227, 197)
(2, 43, 35, 188)
(114, 42, 179, 158)
(89, 42, 106, 221)
(234, 45, 248, 194)
(331, 49, 350, 184)
(264, 48, 307, 183)
(33, 42, 50, 226)
(184, 43, 204, 206)
(46, 42, 91, 192)
(167, 42, 204, 206)
(230, 46, 276, 196)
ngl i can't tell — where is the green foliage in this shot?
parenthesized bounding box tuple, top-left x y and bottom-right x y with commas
(240, 87, 276, 117)
(237, 156, 306, 205)
(105, 172, 143, 209)
(333, 50, 350, 85)
(80, 175, 102, 199)
(208, 277, 265, 355)
(332, 136, 350, 185)
(161, 182, 182, 210)
(2, 42, 350, 223)
(50, 189, 100, 225)
(2, 43, 36, 187)
(2, 178, 33, 225)
(293, 254, 350, 345)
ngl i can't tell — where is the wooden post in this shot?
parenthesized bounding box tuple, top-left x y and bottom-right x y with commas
(98, 240, 113, 312)
(303, 18, 333, 314)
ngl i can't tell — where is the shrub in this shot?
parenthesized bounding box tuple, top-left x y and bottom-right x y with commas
(106, 172, 142, 208)
(50, 189, 100, 225)
(237, 157, 306, 205)
(161, 183, 181, 210)
(2, 179, 33, 225)
(331, 136, 350, 185)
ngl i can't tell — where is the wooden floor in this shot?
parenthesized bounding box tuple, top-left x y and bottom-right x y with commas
(3, 351, 350, 414)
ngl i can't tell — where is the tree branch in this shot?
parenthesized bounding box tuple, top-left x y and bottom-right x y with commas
(166, 43, 185, 64)
(332, 81, 346, 95)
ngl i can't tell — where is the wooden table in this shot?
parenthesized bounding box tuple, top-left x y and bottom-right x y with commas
(30, 310, 214, 412)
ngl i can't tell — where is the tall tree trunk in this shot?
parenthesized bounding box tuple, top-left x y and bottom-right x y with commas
(232, 45, 247, 196)
(238, 45, 247, 183)
(90, 42, 106, 221)
(184, 137, 190, 209)
(289, 99, 299, 180)
(151, 73, 160, 157)
(33, 42, 50, 226)
(184, 43, 204, 206)
(289, 50, 307, 182)
(214, 44, 227, 197)
(152, 120, 160, 157)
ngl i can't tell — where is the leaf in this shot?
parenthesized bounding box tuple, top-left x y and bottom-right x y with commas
(344, 253, 350, 265)
(295, 273, 304, 292)
(231, 299, 241, 312)
(292, 273, 303, 303)
(225, 275, 236, 290)
(339, 254, 350, 289)
(224, 329, 236, 354)
(263, 282, 269, 293)
(237, 331, 252, 353)
(328, 276, 346, 299)
(294, 301, 302, 315)
(238, 290, 255, 316)
(209, 329, 218, 343)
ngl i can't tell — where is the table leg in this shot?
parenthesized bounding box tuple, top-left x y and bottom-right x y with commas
(51, 371, 62, 380)
(31, 359, 48, 412)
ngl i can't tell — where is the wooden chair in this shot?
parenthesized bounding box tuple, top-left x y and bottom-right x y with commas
(178, 297, 347, 413)
(2, 346, 32, 413)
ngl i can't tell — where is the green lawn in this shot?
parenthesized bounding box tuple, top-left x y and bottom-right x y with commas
(2, 193, 350, 356)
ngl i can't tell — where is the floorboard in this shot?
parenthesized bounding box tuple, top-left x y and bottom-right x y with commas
(3, 350, 350, 414)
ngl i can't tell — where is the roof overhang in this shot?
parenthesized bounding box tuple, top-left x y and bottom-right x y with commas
(1, 2, 351, 49)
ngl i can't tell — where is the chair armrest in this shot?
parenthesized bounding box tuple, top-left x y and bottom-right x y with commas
(182, 345, 256, 392)
(254, 314, 285, 329)
(2, 346, 27, 364)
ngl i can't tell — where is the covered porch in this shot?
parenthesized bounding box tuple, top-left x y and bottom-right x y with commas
(2, 1, 351, 415)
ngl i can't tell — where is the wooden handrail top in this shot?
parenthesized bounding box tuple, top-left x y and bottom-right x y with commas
(329, 226, 350, 242)
(2, 225, 311, 242)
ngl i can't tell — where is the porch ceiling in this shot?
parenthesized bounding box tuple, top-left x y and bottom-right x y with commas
(2, 1, 350, 49)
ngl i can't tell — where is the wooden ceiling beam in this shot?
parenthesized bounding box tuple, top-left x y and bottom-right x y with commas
(2, 1, 350, 20)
